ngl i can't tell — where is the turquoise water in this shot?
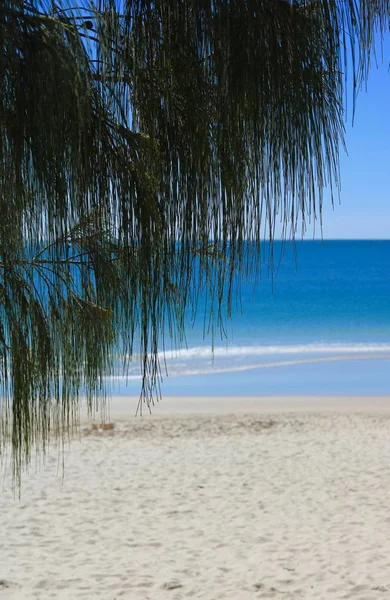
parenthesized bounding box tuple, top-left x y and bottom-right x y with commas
(111, 240, 390, 396)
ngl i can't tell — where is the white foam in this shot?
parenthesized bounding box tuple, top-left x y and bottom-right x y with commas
(159, 342, 390, 360)
(109, 351, 390, 381)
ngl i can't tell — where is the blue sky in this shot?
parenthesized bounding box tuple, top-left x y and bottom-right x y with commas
(318, 39, 390, 239)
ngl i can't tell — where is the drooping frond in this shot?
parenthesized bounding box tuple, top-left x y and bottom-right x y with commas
(0, 0, 389, 481)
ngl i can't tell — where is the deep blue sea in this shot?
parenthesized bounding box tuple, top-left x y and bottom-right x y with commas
(110, 240, 390, 396)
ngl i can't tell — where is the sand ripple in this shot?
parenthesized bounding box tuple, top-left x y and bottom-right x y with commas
(1, 410, 390, 599)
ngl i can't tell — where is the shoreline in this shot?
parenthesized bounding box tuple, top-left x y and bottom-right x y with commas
(90, 394, 390, 422)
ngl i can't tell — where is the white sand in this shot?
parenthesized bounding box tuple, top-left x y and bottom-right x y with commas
(1, 396, 390, 599)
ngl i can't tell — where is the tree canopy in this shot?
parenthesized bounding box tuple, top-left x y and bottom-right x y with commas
(1, 0, 389, 480)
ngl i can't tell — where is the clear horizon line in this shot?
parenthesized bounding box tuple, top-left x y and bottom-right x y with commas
(271, 237, 390, 241)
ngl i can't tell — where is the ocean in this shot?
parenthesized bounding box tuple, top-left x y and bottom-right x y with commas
(110, 240, 390, 397)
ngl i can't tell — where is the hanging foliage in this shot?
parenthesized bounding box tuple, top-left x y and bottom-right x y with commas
(0, 0, 389, 480)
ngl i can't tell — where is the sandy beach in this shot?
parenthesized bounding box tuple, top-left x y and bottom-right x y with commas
(1, 396, 390, 599)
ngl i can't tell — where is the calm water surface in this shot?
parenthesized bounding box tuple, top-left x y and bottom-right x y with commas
(110, 240, 390, 396)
